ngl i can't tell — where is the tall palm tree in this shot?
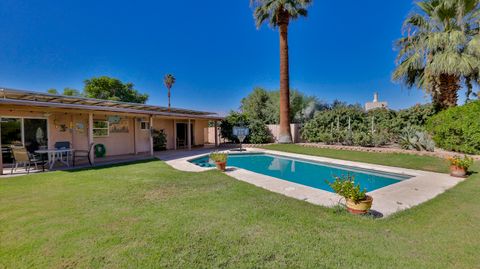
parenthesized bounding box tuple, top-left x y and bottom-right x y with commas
(393, 0, 480, 111)
(163, 74, 176, 111)
(250, 0, 312, 143)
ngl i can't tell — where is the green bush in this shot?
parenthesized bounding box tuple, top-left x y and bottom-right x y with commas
(392, 104, 435, 135)
(248, 120, 272, 144)
(352, 132, 373, 147)
(220, 112, 249, 143)
(301, 102, 438, 147)
(328, 174, 367, 203)
(152, 129, 167, 151)
(426, 101, 480, 154)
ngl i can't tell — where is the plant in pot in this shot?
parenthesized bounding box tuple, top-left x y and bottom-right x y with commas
(328, 175, 373, 215)
(210, 152, 228, 171)
(448, 155, 473, 178)
(152, 129, 167, 151)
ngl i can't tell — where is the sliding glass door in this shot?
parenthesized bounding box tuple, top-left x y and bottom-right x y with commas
(24, 119, 48, 152)
(1, 117, 48, 163)
(1, 118, 22, 163)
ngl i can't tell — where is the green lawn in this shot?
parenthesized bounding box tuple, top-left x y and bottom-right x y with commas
(262, 144, 451, 173)
(1, 150, 479, 268)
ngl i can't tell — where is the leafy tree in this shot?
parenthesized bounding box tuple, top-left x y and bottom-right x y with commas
(240, 88, 324, 124)
(84, 76, 149, 103)
(391, 103, 436, 134)
(219, 112, 250, 143)
(426, 100, 480, 154)
(393, 0, 480, 111)
(163, 74, 176, 110)
(47, 88, 82, 96)
(240, 87, 272, 124)
(250, 0, 313, 143)
(62, 88, 82, 97)
(47, 88, 58, 95)
(248, 120, 272, 144)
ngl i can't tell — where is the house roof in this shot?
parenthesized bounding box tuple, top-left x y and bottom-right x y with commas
(0, 87, 223, 120)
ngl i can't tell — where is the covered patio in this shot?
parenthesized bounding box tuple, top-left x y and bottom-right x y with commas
(0, 87, 223, 176)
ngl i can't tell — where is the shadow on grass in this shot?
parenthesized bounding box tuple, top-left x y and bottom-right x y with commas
(63, 158, 160, 173)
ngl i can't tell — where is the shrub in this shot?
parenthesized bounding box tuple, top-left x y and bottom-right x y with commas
(448, 155, 474, 169)
(152, 129, 167, 151)
(219, 112, 249, 143)
(426, 101, 480, 154)
(392, 104, 436, 135)
(372, 130, 390, 147)
(210, 152, 228, 163)
(328, 174, 367, 203)
(398, 126, 435, 152)
(319, 132, 335, 145)
(352, 132, 373, 147)
(248, 120, 272, 144)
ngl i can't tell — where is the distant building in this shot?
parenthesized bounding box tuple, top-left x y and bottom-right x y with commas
(365, 92, 388, 111)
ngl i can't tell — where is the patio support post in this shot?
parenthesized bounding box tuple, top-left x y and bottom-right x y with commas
(88, 113, 95, 165)
(187, 119, 191, 150)
(214, 121, 218, 147)
(0, 119, 3, 175)
(133, 117, 138, 155)
(173, 119, 177, 150)
(149, 116, 154, 156)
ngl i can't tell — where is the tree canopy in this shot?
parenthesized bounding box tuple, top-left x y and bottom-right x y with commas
(250, 0, 312, 28)
(393, 0, 480, 110)
(83, 76, 149, 104)
(47, 88, 82, 96)
(240, 87, 325, 124)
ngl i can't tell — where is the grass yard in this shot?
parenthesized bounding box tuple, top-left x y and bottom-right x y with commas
(1, 148, 479, 268)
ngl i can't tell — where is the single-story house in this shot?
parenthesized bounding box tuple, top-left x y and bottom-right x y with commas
(0, 87, 223, 172)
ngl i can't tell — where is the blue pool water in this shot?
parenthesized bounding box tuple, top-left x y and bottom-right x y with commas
(189, 153, 411, 192)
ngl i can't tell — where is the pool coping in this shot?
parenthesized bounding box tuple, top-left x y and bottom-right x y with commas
(161, 148, 464, 217)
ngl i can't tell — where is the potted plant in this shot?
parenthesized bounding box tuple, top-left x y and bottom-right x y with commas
(328, 175, 373, 215)
(448, 155, 473, 178)
(152, 129, 167, 151)
(209, 152, 228, 171)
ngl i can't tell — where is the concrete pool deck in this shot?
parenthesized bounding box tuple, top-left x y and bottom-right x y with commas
(158, 148, 464, 217)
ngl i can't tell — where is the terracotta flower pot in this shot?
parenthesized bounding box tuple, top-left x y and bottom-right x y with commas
(450, 165, 467, 178)
(346, 195, 373, 215)
(215, 161, 227, 172)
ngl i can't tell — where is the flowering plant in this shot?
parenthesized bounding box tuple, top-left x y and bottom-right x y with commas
(448, 155, 474, 169)
(328, 174, 367, 203)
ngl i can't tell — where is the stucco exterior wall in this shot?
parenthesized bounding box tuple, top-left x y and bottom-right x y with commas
(194, 120, 208, 146)
(1, 105, 217, 157)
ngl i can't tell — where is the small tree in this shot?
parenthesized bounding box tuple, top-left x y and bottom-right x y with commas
(163, 74, 176, 111)
(84, 76, 148, 103)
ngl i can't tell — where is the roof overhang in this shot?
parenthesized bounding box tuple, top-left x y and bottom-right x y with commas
(0, 87, 223, 120)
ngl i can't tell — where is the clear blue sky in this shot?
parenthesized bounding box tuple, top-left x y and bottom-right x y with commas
(0, 0, 463, 114)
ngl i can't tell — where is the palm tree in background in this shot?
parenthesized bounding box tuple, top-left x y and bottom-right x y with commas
(393, 0, 480, 111)
(250, 0, 313, 143)
(163, 74, 176, 111)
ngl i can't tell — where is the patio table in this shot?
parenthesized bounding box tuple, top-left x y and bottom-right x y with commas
(35, 149, 75, 171)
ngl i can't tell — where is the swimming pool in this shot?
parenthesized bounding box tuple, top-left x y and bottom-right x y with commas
(189, 153, 412, 192)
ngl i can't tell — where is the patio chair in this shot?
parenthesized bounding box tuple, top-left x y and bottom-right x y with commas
(73, 143, 95, 167)
(177, 138, 186, 148)
(10, 146, 43, 174)
(54, 141, 71, 163)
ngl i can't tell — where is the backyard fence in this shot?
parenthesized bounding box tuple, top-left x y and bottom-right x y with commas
(204, 124, 303, 144)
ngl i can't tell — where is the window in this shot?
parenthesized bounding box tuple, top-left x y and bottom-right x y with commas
(140, 121, 150, 130)
(93, 121, 109, 137)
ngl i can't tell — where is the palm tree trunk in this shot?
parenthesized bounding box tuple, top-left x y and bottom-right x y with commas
(168, 88, 171, 112)
(436, 74, 460, 110)
(278, 14, 293, 143)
